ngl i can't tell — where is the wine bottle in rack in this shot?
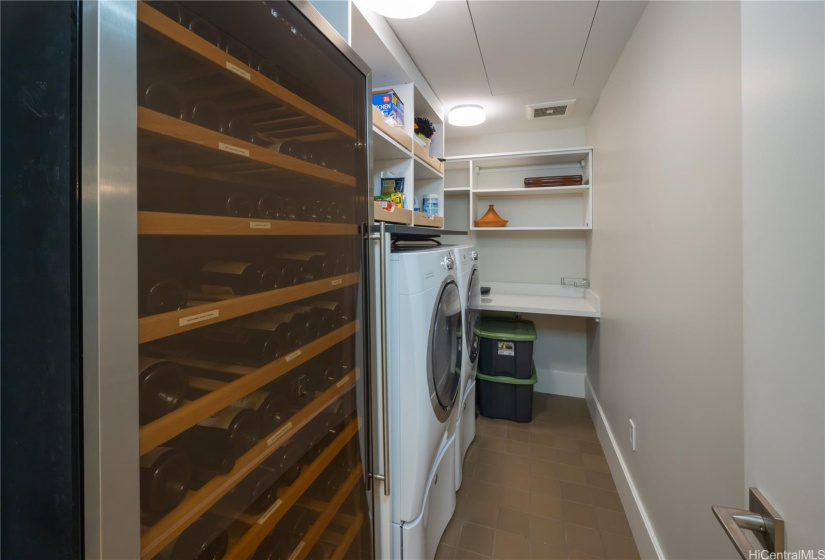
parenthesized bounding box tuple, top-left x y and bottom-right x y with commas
(143, 82, 185, 120)
(221, 37, 251, 66)
(232, 389, 292, 435)
(188, 16, 221, 46)
(238, 310, 305, 354)
(198, 325, 283, 367)
(182, 404, 263, 460)
(282, 305, 323, 342)
(140, 446, 193, 514)
(197, 189, 256, 218)
(146, 1, 186, 25)
(227, 115, 256, 144)
(199, 260, 282, 296)
(308, 300, 345, 333)
(268, 140, 308, 161)
(274, 252, 335, 282)
(189, 100, 224, 133)
(139, 356, 189, 424)
(139, 274, 188, 317)
(152, 515, 228, 560)
(257, 59, 281, 84)
(212, 466, 278, 518)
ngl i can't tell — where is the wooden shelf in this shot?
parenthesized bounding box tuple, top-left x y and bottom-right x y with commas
(288, 466, 362, 560)
(223, 419, 361, 560)
(373, 201, 412, 225)
(140, 321, 359, 454)
(329, 512, 364, 560)
(413, 211, 444, 228)
(138, 108, 356, 188)
(139, 377, 359, 559)
(139, 272, 359, 343)
(413, 143, 444, 176)
(138, 3, 355, 141)
(138, 211, 358, 237)
(474, 185, 590, 197)
(371, 106, 412, 152)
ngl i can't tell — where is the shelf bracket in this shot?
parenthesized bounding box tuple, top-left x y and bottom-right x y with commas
(561, 277, 590, 289)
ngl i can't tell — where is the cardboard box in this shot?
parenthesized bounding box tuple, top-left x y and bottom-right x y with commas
(372, 89, 405, 127)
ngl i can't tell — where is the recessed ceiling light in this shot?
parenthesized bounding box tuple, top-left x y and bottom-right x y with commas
(448, 104, 486, 127)
(361, 0, 436, 19)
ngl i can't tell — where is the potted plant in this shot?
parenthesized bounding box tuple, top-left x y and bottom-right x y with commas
(413, 117, 436, 150)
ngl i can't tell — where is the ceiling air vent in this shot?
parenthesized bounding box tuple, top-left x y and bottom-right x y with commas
(526, 99, 576, 120)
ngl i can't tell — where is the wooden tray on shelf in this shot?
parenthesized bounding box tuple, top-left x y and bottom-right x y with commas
(524, 175, 583, 187)
(373, 201, 413, 225)
(412, 141, 444, 174)
(412, 211, 444, 229)
(371, 106, 413, 152)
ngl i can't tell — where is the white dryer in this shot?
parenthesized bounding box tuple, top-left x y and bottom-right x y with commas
(452, 245, 482, 491)
(381, 245, 462, 560)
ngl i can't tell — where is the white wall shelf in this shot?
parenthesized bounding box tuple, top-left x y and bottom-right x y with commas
(477, 282, 600, 318)
(474, 185, 590, 197)
(445, 147, 593, 231)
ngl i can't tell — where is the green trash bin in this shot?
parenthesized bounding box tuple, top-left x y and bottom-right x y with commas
(476, 363, 538, 423)
(475, 318, 536, 379)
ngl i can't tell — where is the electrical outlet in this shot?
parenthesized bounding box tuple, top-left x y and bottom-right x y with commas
(629, 419, 637, 451)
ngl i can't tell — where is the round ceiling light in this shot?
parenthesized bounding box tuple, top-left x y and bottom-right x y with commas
(448, 104, 486, 127)
(362, 0, 436, 19)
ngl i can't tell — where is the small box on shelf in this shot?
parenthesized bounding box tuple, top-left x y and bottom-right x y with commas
(372, 89, 404, 127)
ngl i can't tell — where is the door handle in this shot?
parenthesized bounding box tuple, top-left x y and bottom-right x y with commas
(712, 488, 784, 560)
(369, 222, 391, 496)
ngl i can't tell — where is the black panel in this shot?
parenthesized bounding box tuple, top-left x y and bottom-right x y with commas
(1, 2, 83, 559)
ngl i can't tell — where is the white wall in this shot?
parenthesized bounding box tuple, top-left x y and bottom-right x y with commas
(742, 1, 825, 551)
(445, 126, 587, 159)
(308, 0, 350, 42)
(585, 2, 744, 558)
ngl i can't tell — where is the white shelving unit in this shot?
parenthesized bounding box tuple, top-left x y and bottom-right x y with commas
(444, 148, 593, 231)
(350, 4, 446, 228)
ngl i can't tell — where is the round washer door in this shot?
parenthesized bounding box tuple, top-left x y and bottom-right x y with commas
(467, 267, 482, 365)
(428, 278, 461, 422)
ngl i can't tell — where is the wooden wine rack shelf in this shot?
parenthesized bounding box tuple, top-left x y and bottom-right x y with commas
(328, 512, 364, 560)
(222, 419, 360, 560)
(138, 3, 356, 141)
(140, 322, 359, 454)
(140, 378, 359, 559)
(138, 108, 356, 188)
(138, 272, 359, 343)
(138, 211, 359, 236)
(283, 466, 362, 560)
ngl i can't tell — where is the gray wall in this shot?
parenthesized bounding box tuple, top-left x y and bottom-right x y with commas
(742, 1, 825, 550)
(586, 2, 744, 558)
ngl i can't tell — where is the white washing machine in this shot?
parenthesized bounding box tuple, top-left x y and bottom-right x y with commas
(452, 245, 481, 491)
(379, 245, 462, 560)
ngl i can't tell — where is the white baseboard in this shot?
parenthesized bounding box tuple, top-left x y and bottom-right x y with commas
(534, 368, 585, 398)
(584, 376, 665, 560)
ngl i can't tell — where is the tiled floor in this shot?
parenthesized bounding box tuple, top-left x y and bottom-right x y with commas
(437, 393, 641, 560)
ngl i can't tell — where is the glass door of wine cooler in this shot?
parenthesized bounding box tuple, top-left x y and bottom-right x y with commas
(82, 2, 373, 559)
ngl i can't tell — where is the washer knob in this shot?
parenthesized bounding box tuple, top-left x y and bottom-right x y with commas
(471, 250, 478, 261)
(443, 255, 455, 270)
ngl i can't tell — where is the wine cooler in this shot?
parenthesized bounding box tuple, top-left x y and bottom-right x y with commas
(80, 2, 374, 558)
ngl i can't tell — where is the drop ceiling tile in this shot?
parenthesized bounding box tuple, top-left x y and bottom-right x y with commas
(467, 0, 598, 95)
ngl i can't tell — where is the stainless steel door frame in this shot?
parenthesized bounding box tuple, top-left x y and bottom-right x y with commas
(81, 2, 140, 557)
